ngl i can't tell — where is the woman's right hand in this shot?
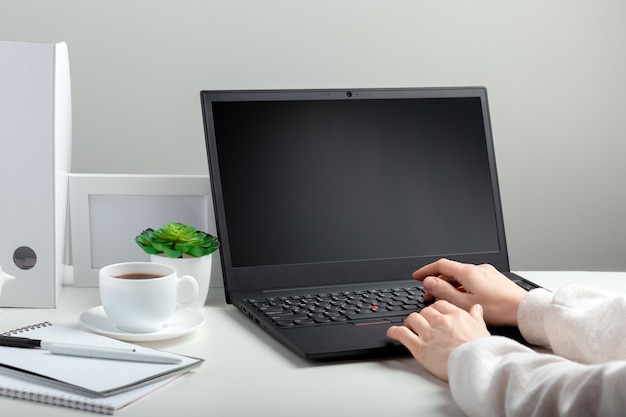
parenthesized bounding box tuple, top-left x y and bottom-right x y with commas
(412, 258, 528, 327)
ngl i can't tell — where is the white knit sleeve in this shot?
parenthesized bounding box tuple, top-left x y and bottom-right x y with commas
(448, 336, 626, 417)
(518, 285, 626, 363)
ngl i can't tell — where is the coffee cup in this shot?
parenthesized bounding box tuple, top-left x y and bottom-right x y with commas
(99, 262, 199, 333)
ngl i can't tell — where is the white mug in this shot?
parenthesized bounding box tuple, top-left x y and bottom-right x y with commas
(99, 262, 199, 333)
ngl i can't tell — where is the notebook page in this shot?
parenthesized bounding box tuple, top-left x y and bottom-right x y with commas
(0, 323, 202, 396)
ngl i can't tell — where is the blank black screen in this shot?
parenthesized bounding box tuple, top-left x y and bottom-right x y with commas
(212, 96, 500, 268)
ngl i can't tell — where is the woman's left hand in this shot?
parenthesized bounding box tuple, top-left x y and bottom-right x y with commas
(387, 300, 491, 381)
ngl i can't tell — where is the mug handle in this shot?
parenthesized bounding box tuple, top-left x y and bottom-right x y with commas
(176, 275, 199, 308)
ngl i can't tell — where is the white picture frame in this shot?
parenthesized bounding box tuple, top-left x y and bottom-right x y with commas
(69, 174, 214, 287)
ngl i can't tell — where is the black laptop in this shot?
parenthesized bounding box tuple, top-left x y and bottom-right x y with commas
(200, 86, 540, 360)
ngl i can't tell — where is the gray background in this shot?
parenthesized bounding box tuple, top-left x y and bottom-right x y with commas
(2, 0, 625, 271)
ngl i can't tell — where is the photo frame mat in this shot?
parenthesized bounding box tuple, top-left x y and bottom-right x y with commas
(69, 174, 216, 287)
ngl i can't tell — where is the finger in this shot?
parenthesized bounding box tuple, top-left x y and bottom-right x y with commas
(422, 276, 471, 308)
(428, 299, 460, 314)
(437, 274, 461, 288)
(423, 290, 436, 302)
(412, 258, 466, 282)
(386, 325, 425, 356)
(403, 311, 430, 334)
(469, 304, 486, 325)
(419, 301, 463, 323)
(418, 304, 445, 326)
(386, 324, 414, 343)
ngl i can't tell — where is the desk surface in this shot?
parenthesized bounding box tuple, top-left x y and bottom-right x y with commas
(1, 271, 624, 417)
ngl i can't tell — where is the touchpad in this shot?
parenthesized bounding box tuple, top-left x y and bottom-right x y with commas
(352, 321, 402, 347)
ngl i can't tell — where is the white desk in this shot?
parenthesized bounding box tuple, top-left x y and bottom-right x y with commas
(1, 271, 624, 417)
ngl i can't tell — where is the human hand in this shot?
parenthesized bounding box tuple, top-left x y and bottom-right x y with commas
(387, 300, 490, 381)
(413, 258, 527, 326)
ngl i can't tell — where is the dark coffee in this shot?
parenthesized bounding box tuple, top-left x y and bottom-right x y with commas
(112, 273, 165, 279)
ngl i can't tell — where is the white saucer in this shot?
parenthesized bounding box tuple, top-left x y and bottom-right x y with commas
(79, 306, 205, 342)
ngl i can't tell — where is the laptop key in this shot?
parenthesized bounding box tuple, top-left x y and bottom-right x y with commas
(313, 317, 332, 323)
(330, 316, 349, 322)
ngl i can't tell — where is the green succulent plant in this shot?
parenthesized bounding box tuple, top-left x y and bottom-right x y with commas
(135, 223, 220, 258)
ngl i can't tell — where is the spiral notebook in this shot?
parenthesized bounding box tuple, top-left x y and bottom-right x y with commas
(0, 322, 204, 414)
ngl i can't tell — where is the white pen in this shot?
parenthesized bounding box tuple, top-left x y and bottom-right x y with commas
(0, 335, 182, 364)
(43, 342, 182, 364)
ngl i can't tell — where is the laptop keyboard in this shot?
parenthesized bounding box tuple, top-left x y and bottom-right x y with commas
(247, 279, 540, 328)
(247, 286, 429, 328)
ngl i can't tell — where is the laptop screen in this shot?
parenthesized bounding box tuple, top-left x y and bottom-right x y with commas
(202, 87, 510, 293)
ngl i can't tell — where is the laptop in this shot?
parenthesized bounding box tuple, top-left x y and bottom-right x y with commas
(200, 86, 540, 360)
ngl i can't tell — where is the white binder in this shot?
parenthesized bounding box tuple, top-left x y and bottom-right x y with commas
(0, 40, 72, 307)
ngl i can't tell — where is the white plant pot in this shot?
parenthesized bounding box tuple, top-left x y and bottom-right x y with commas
(150, 254, 212, 310)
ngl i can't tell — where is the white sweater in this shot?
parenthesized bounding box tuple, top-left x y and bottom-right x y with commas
(448, 285, 626, 417)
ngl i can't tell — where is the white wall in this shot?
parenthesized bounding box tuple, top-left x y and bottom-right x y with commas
(2, 0, 626, 271)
